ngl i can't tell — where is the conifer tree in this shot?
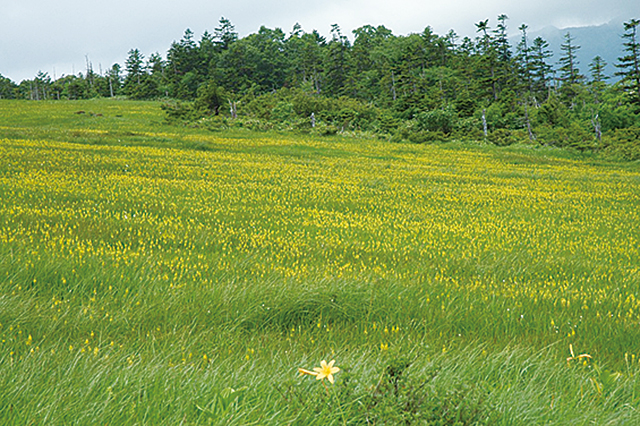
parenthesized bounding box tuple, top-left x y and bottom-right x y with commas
(516, 24, 533, 94)
(528, 37, 553, 102)
(615, 19, 640, 107)
(557, 32, 583, 85)
(589, 56, 608, 83)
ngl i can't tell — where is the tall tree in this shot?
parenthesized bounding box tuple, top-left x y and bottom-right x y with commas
(589, 56, 608, 83)
(214, 17, 238, 51)
(615, 19, 640, 107)
(285, 27, 325, 92)
(124, 48, 147, 98)
(557, 32, 582, 85)
(493, 14, 511, 62)
(529, 36, 553, 101)
(516, 24, 533, 94)
(167, 29, 201, 98)
(105, 64, 122, 97)
(323, 24, 352, 96)
(474, 19, 499, 100)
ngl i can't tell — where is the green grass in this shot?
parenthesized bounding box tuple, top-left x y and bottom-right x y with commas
(1, 99, 640, 424)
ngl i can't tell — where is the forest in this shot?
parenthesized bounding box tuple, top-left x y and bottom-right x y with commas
(1, 16, 639, 159)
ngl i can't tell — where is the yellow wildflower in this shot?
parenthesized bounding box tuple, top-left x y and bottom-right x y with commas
(313, 359, 340, 384)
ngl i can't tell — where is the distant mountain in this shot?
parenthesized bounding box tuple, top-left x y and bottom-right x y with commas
(510, 17, 628, 81)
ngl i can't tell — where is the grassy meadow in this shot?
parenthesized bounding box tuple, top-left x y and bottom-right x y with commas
(1, 99, 640, 424)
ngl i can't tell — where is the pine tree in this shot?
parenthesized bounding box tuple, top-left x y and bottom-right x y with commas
(493, 14, 511, 62)
(124, 48, 146, 98)
(324, 24, 351, 96)
(557, 32, 583, 85)
(529, 37, 553, 102)
(474, 19, 499, 100)
(516, 24, 533, 94)
(615, 19, 640, 107)
(214, 17, 238, 51)
(589, 56, 608, 83)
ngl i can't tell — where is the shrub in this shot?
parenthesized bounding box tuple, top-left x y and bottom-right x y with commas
(408, 130, 448, 144)
(488, 129, 527, 146)
(416, 107, 458, 134)
(535, 123, 597, 151)
(160, 100, 198, 123)
(603, 127, 640, 160)
(271, 102, 295, 122)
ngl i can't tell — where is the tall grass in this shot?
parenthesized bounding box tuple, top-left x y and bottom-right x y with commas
(1, 99, 640, 424)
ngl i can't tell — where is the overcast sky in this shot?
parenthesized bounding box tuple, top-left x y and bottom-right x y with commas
(1, 0, 637, 83)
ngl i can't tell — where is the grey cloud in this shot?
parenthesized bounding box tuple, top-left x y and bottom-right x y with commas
(1, 0, 637, 82)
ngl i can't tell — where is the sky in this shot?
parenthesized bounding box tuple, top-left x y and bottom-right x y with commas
(1, 0, 637, 83)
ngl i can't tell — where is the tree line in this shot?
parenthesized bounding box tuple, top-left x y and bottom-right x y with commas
(1, 16, 639, 157)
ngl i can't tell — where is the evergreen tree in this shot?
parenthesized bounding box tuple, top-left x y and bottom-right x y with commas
(589, 56, 609, 104)
(516, 24, 533, 94)
(167, 29, 202, 98)
(0, 74, 18, 99)
(199, 31, 218, 77)
(494, 14, 511, 62)
(323, 24, 351, 96)
(589, 56, 608, 83)
(105, 64, 123, 98)
(214, 17, 238, 51)
(615, 19, 640, 107)
(124, 48, 148, 98)
(124, 49, 144, 84)
(285, 26, 325, 92)
(474, 19, 499, 101)
(529, 36, 553, 101)
(557, 32, 583, 85)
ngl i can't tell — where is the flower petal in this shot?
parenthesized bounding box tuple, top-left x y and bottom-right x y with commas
(298, 368, 317, 376)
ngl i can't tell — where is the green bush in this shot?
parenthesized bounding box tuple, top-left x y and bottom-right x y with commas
(488, 129, 527, 146)
(408, 130, 448, 144)
(194, 80, 225, 115)
(416, 107, 458, 134)
(603, 127, 640, 160)
(535, 123, 597, 151)
(160, 100, 198, 123)
(271, 101, 295, 122)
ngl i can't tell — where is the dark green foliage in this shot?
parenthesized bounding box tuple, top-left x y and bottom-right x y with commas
(535, 123, 597, 150)
(536, 93, 571, 127)
(615, 19, 640, 108)
(489, 128, 527, 146)
(0, 74, 18, 99)
(603, 127, 640, 160)
(416, 107, 458, 134)
(558, 32, 583, 87)
(194, 80, 225, 115)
